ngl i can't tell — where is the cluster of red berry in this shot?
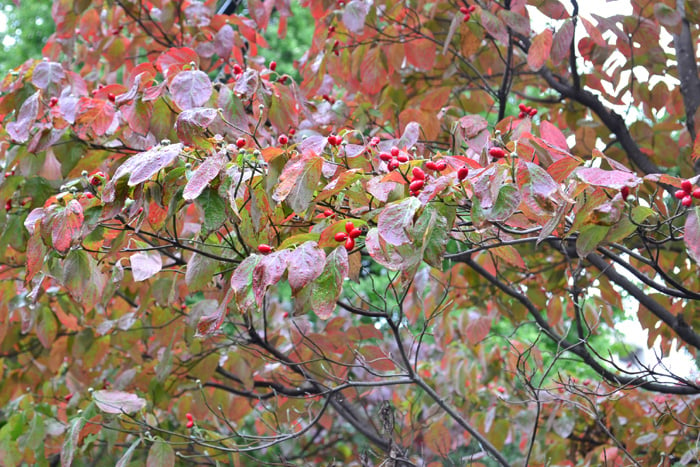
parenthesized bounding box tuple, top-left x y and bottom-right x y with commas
(335, 221, 362, 251)
(379, 146, 409, 171)
(488, 147, 507, 159)
(185, 412, 194, 429)
(409, 167, 426, 196)
(327, 134, 343, 146)
(460, 5, 476, 21)
(518, 103, 538, 119)
(332, 40, 341, 56)
(674, 179, 700, 207)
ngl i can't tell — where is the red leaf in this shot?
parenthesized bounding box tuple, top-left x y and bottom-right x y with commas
(359, 47, 387, 95)
(424, 421, 452, 456)
(498, 10, 530, 36)
(287, 241, 326, 292)
(272, 153, 323, 213)
(551, 19, 574, 64)
(653, 4, 682, 34)
(169, 70, 213, 110)
(528, 29, 553, 70)
(252, 250, 290, 306)
(76, 97, 117, 137)
(539, 120, 568, 150)
(156, 47, 199, 78)
(466, 315, 493, 345)
(481, 10, 508, 45)
(580, 17, 606, 47)
(52, 200, 84, 254)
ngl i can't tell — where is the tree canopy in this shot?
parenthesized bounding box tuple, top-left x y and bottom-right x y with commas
(0, 0, 699, 465)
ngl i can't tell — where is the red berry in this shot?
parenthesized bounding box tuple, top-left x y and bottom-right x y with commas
(489, 147, 507, 159)
(468, 5, 476, 12)
(457, 167, 469, 180)
(344, 237, 355, 251)
(397, 154, 409, 163)
(328, 25, 335, 34)
(334, 232, 347, 242)
(390, 146, 400, 157)
(349, 228, 362, 239)
(186, 420, 194, 428)
(108, 93, 116, 102)
(682, 196, 693, 207)
(323, 208, 334, 217)
(620, 186, 630, 200)
(278, 134, 288, 145)
(463, 13, 470, 21)
(497, 386, 505, 394)
(369, 136, 380, 146)
(435, 160, 447, 171)
(232, 64, 242, 74)
(64, 393, 73, 402)
(49, 96, 58, 107)
(289, 128, 296, 135)
(425, 161, 438, 171)
(84, 192, 94, 199)
(681, 179, 693, 193)
(518, 103, 527, 112)
(529, 108, 538, 116)
(269, 61, 277, 71)
(675, 189, 687, 200)
(379, 152, 392, 162)
(693, 188, 700, 199)
(387, 160, 399, 171)
(278, 75, 288, 84)
(412, 167, 425, 180)
(409, 179, 424, 192)
(236, 137, 246, 148)
(460, 6, 469, 14)
(5, 200, 11, 212)
(518, 111, 526, 119)
(186, 413, 193, 421)
(345, 221, 355, 233)
(257, 244, 272, 254)
(333, 49, 340, 56)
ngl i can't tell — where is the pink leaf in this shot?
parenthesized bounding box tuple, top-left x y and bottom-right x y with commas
(540, 121, 568, 151)
(685, 208, 700, 264)
(287, 241, 326, 292)
(32, 61, 65, 89)
(130, 251, 162, 282)
(252, 250, 290, 306)
(378, 197, 422, 246)
(551, 19, 574, 63)
(576, 167, 642, 189)
(183, 151, 226, 200)
(93, 390, 146, 414)
(169, 70, 213, 110)
(343, 0, 369, 34)
(6, 91, 40, 143)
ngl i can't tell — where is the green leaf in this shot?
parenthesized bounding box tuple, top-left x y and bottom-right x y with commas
(147, 438, 175, 467)
(185, 252, 219, 292)
(61, 416, 86, 467)
(310, 246, 349, 319)
(576, 224, 609, 257)
(197, 188, 227, 232)
(36, 306, 57, 349)
(116, 438, 141, 467)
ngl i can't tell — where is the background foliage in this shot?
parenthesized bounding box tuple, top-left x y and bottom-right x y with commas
(0, 0, 699, 465)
